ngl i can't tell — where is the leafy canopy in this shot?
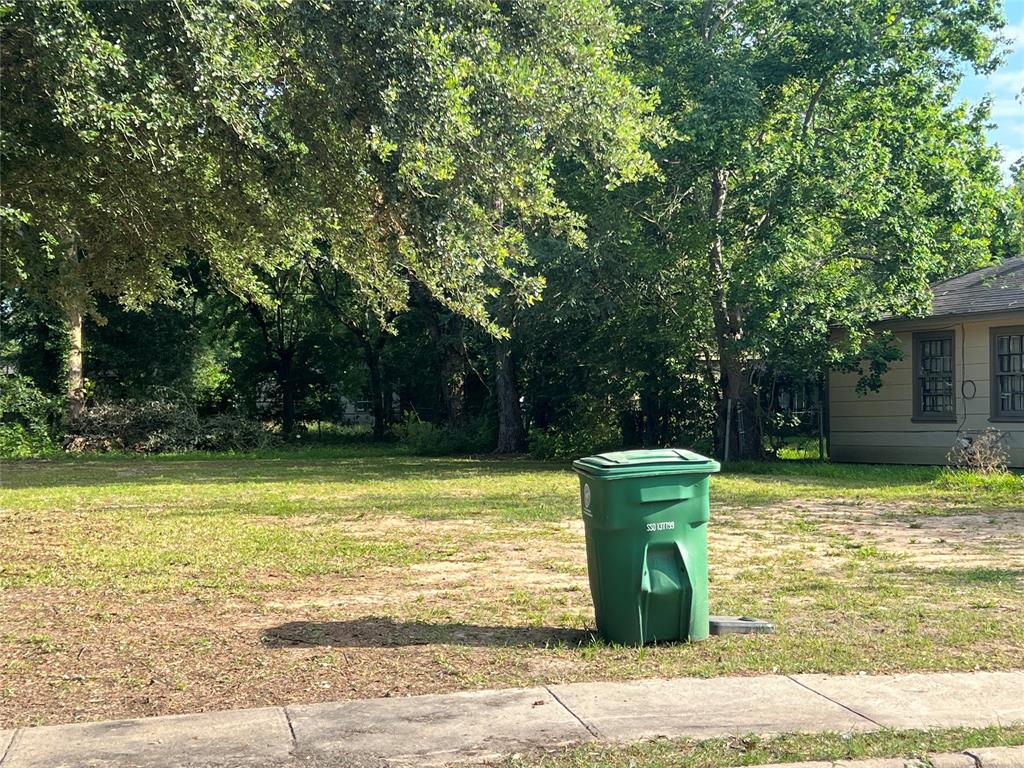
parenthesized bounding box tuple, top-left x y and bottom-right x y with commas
(1, 0, 657, 330)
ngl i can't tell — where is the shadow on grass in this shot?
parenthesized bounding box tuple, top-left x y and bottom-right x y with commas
(10, 451, 1016, 498)
(0, 455, 569, 489)
(262, 617, 593, 648)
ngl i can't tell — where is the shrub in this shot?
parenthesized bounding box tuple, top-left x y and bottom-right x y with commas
(0, 373, 58, 458)
(64, 399, 275, 454)
(396, 413, 494, 455)
(65, 399, 201, 453)
(296, 422, 377, 445)
(946, 428, 1009, 474)
(528, 408, 621, 460)
(195, 413, 280, 452)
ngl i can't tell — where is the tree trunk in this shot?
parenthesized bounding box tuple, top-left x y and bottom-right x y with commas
(65, 297, 85, 422)
(494, 340, 527, 453)
(277, 355, 296, 438)
(706, 169, 763, 460)
(620, 408, 641, 448)
(439, 349, 467, 426)
(720, 356, 762, 460)
(420, 296, 466, 426)
(640, 379, 659, 448)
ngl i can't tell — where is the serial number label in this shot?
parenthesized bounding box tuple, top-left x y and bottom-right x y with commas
(646, 521, 676, 532)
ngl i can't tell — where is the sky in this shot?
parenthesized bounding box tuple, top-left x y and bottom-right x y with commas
(957, 0, 1024, 180)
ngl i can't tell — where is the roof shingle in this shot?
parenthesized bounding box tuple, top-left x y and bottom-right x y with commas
(928, 255, 1024, 318)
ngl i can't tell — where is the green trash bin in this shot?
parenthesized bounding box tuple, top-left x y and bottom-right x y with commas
(573, 448, 720, 645)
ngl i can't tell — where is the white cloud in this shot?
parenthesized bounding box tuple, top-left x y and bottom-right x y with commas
(987, 68, 1024, 91)
(1001, 21, 1024, 45)
(998, 149, 1022, 179)
(990, 95, 1024, 118)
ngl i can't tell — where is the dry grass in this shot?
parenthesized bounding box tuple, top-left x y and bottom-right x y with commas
(477, 725, 1024, 768)
(1, 453, 1022, 728)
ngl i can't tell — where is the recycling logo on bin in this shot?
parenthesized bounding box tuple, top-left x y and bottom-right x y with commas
(581, 482, 592, 517)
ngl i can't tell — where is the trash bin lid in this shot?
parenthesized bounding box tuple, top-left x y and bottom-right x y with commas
(572, 448, 720, 478)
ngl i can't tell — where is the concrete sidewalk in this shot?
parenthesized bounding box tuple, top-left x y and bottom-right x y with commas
(2, 670, 1023, 768)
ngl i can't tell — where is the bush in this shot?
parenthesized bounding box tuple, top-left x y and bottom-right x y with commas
(298, 422, 378, 445)
(528, 408, 621, 460)
(66, 399, 199, 453)
(0, 373, 58, 458)
(396, 413, 494, 455)
(946, 428, 1009, 474)
(196, 413, 280, 452)
(65, 399, 275, 454)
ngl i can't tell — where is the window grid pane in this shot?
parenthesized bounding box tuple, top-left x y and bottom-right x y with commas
(996, 333, 1024, 415)
(919, 336, 954, 415)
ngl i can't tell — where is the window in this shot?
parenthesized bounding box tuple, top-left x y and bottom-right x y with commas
(913, 331, 955, 421)
(991, 326, 1024, 421)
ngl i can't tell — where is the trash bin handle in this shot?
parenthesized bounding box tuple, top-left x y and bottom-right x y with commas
(639, 485, 694, 503)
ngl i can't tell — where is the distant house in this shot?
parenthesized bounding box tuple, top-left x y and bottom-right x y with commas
(339, 394, 401, 427)
(829, 257, 1024, 468)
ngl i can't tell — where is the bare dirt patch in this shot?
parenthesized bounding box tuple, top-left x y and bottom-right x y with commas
(0, 517, 595, 728)
(776, 500, 1024, 569)
(2, 500, 1022, 728)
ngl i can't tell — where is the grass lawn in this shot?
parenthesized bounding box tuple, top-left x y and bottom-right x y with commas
(477, 725, 1024, 768)
(1, 449, 1022, 727)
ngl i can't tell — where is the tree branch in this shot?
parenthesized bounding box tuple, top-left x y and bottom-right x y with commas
(802, 73, 832, 137)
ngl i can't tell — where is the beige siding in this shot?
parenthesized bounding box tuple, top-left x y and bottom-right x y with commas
(829, 312, 1024, 468)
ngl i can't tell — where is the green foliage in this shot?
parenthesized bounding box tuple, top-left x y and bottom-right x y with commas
(396, 414, 495, 456)
(195, 413, 280, 454)
(0, 373, 57, 457)
(191, 347, 234, 414)
(2, 0, 294, 307)
(1, 0, 1019, 458)
(525, 395, 628, 459)
(1, 0, 658, 436)
(85, 296, 205, 400)
(1, 0, 656, 325)
(65, 399, 275, 454)
(993, 160, 1024, 260)
(518, 0, 1015, 457)
(775, 438, 824, 461)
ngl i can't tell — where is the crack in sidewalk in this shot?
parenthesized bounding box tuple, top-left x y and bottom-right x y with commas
(544, 686, 602, 740)
(282, 707, 298, 754)
(0, 729, 20, 768)
(785, 675, 884, 728)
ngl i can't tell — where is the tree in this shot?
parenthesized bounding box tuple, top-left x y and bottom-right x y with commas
(0, 1, 325, 420)
(306, 251, 397, 440)
(228, 262, 341, 439)
(614, 0, 1009, 458)
(515, 171, 717, 454)
(277, 0, 659, 450)
(2, 0, 656, 433)
(412, 283, 469, 427)
(993, 159, 1024, 260)
(280, 1, 659, 450)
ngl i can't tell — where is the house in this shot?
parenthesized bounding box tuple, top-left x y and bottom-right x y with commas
(338, 393, 401, 427)
(829, 256, 1024, 468)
